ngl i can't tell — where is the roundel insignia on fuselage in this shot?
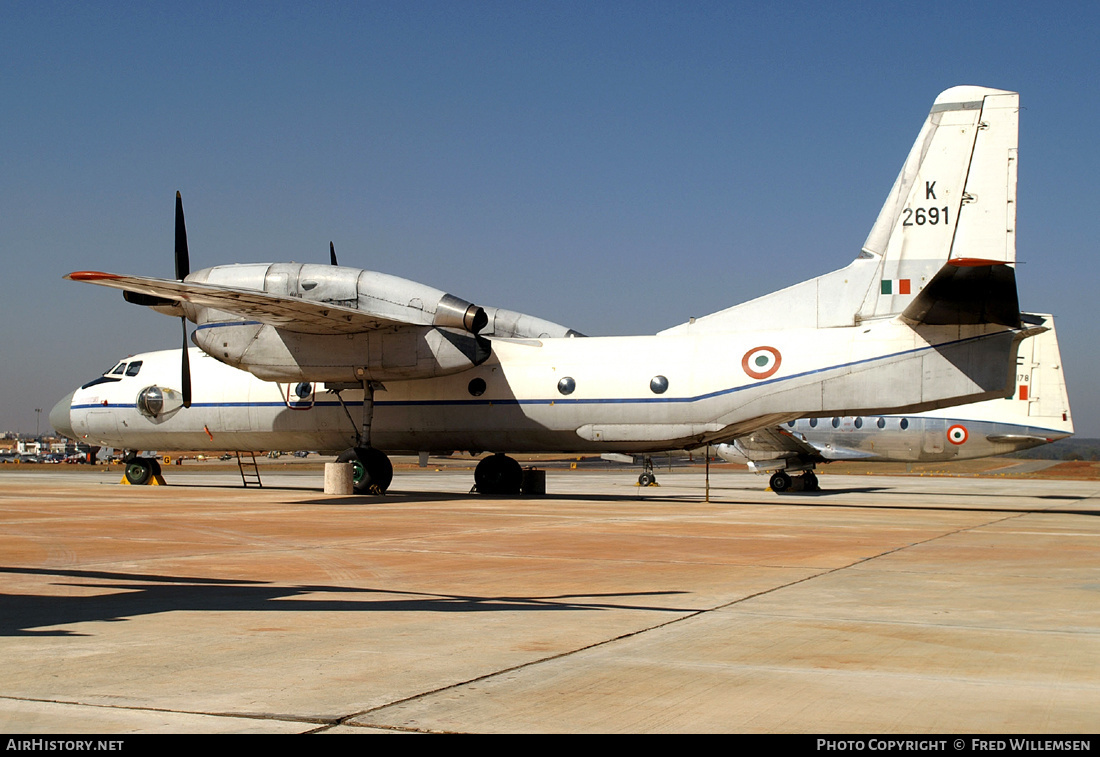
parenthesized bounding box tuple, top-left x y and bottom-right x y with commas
(947, 424, 969, 445)
(742, 346, 782, 380)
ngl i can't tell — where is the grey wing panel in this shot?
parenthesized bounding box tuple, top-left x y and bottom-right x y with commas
(66, 272, 405, 334)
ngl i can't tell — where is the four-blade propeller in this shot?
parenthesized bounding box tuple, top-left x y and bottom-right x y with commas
(174, 192, 192, 408)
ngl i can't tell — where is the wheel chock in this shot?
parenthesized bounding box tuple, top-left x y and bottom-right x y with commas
(119, 473, 167, 486)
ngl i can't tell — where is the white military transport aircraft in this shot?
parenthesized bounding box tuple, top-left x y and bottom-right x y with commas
(716, 317, 1073, 492)
(54, 85, 1040, 494)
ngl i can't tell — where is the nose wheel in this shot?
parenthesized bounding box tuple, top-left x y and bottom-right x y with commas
(122, 456, 162, 486)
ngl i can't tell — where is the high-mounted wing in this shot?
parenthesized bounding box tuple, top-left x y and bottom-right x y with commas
(66, 270, 486, 336)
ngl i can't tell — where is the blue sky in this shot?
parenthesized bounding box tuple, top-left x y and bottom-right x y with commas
(3, 1, 1097, 436)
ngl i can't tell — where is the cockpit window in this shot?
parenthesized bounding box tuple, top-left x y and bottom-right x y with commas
(110, 363, 126, 375)
(125, 361, 143, 377)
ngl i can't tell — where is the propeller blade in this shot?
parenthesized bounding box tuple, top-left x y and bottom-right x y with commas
(181, 318, 192, 408)
(174, 191, 190, 280)
(330, 241, 338, 266)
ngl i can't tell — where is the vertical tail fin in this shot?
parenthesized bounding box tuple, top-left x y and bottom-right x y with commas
(660, 86, 1023, 335)
(859, 86, 1019, 321)
(914, 315, 1074, 436)
(1014, 315, 1074, 435)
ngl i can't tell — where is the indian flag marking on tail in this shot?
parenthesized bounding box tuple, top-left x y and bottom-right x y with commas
(880, 278, 912, 295)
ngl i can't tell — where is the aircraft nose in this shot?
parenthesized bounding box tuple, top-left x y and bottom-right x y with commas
(50, 391, 76, 440)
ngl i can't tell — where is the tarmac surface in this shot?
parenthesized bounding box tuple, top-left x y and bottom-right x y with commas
(1, 462, 1098, 733)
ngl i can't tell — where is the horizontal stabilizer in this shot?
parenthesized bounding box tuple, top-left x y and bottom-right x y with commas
(901, 259, 1020, 327)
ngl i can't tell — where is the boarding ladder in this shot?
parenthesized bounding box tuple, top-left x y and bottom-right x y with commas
(236, 451, 263, 488)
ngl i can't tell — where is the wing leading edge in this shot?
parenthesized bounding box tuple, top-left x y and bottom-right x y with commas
(66, 271, 453, 335)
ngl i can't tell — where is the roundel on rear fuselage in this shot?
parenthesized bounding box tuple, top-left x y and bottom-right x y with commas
(742, 346, 782, 380)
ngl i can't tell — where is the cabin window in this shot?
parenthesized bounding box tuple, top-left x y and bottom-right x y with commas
(877, 417, 886, 429)
(831, 417, 840, 428)
(650, 375, 669, 394)
(808, 418, 817, 428)
(854, 417, 863, 429)
(294, 382, 312, 399)
(900, 418, 909, 430)
(468, 378, 486, 397)
(557, 377, 576, 395)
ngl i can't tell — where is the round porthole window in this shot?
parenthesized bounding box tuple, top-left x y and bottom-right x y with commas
(557, 377, 576, 395)
(468, 377, 486, 397)
(650, 375, 669, 394)
(135, 385, 184, 421)
(294, 382, 313, 399)
(136, 386, 164, 418)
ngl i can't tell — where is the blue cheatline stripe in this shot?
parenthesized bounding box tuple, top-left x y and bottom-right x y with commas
(72, 329, 1015, 412)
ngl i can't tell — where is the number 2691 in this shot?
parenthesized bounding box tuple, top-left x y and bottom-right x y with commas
(902, 207, 949, 226)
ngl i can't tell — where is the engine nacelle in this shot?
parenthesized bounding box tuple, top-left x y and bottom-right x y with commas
(187, 263, 486, 334)
(193, 321, 489, 382)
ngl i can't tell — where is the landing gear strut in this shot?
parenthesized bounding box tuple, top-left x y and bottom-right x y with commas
(474, 453, 523, 495)
(334, 378, 393, 494)
(638, 455, 658, 486)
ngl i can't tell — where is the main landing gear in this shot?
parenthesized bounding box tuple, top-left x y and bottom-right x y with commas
(473, 453, 523, 495)
(336, 447, 394, 495)
(638, 455, 658, 487)
(769, 470, 819, 493)
(333, 377, 394, 495)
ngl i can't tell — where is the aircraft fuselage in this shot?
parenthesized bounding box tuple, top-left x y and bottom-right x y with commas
(56, 318, 1026, 457)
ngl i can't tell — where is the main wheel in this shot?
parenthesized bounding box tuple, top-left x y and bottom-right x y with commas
(474, 454, 523, 495)
(124, 458, 154, 485)
(337, 447, 393, 494)
(802, 471, 819, 491)
(769, 471, 793, 493)
(638, 472, 657, 487)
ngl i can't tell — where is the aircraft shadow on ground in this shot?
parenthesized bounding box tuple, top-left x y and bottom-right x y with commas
(0, 566, 694, 637)
(703, 487, 1097, 516)
(289, 490, 721, 506)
